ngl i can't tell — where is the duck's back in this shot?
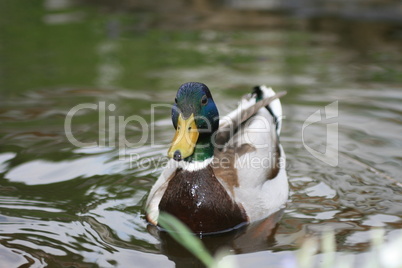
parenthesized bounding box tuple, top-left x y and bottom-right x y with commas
(213, 86, 288, 222)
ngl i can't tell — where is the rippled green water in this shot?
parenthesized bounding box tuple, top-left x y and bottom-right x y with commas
(1, 1, 402, 267)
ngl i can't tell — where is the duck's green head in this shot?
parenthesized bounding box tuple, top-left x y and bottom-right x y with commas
(168, 82, 219, 161)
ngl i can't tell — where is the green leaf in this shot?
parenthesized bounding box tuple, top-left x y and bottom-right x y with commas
(157, 212, 215, 267)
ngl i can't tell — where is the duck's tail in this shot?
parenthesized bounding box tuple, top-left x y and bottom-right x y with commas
(252, 85, 283, 136)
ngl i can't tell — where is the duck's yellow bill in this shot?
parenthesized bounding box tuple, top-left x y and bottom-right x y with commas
(168, 113, 199, 161)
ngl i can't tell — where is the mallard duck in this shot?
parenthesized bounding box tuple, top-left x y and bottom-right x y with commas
(145, 82, 288, 234)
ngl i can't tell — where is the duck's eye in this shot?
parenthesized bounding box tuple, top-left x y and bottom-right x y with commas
(174, 98, 178, 104)
(201, 95, 208, 106)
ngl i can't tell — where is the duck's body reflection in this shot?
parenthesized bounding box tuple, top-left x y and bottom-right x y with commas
(148, 209, 284, 267)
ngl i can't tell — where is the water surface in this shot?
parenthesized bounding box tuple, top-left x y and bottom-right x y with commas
(1, 1, 402, 267)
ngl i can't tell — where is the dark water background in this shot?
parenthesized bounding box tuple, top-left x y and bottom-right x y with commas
(1, 0, 402, 267)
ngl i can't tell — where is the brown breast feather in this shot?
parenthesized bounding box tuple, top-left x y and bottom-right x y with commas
(158, 165, 247, 233)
